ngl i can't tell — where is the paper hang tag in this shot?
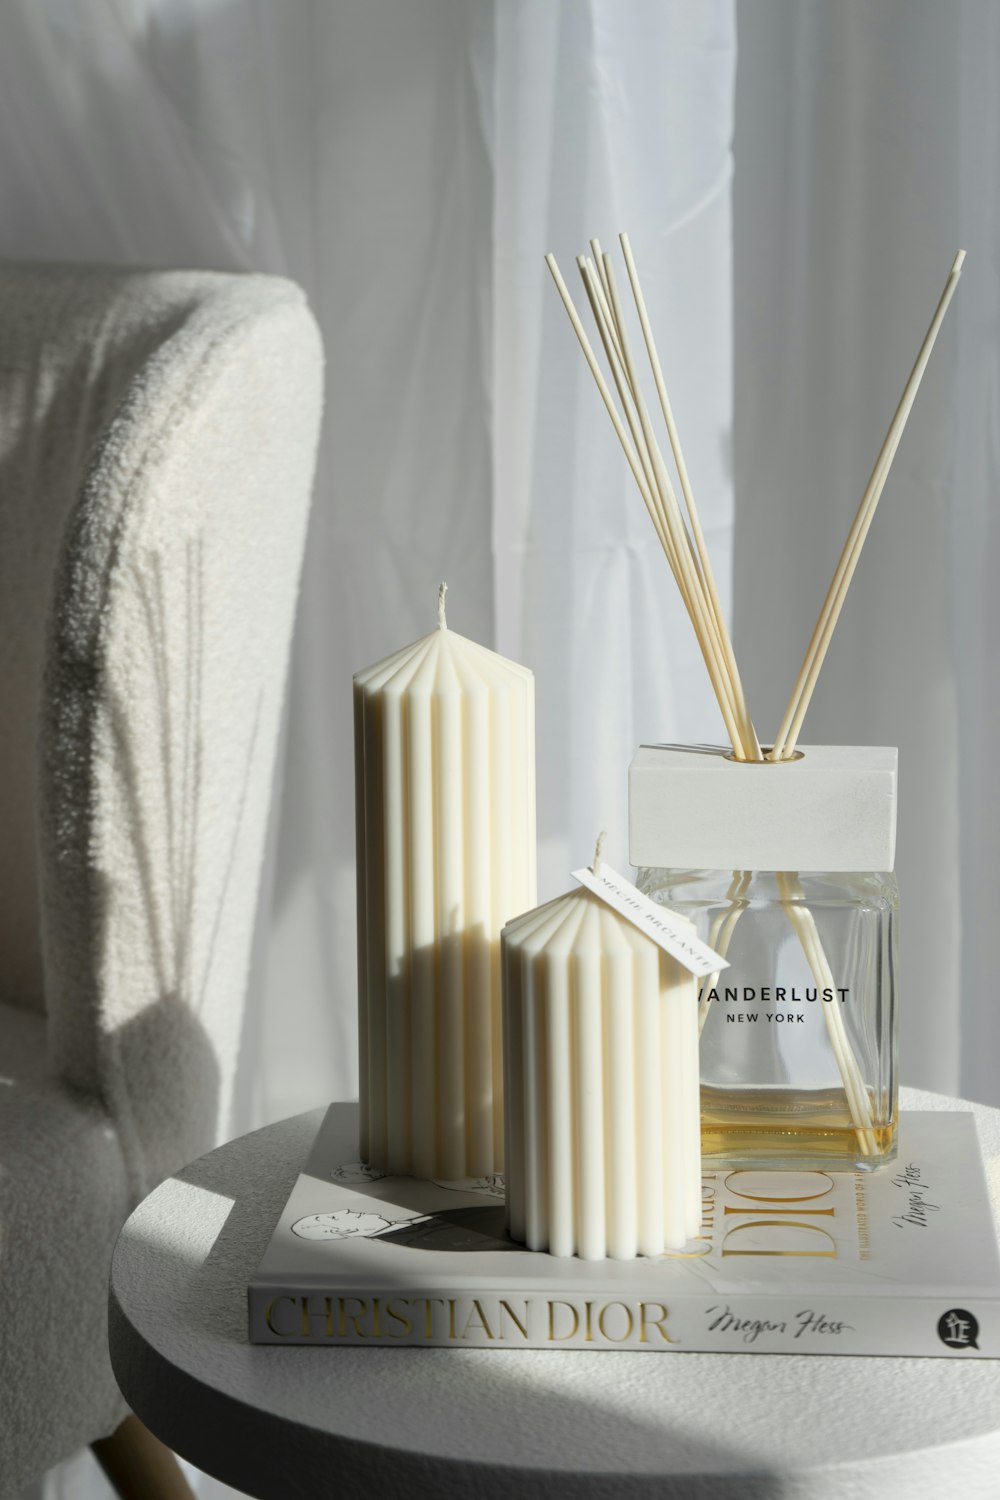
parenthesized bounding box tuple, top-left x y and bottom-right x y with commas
(571, 863, 730, 978)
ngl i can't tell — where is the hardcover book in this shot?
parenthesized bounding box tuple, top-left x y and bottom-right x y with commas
(248, 1107, 1000, 1357)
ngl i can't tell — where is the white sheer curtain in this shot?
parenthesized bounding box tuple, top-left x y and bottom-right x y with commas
(259, 0, 738, 1128)
(732, 0, 1000, 1106)
(493, 0, 736, 892)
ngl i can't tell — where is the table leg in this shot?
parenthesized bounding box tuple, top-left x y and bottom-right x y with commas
(92, 1413, 195, 1500)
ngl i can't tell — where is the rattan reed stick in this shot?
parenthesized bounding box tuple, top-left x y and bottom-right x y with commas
(619, 233, 762, 761)
(770, 251, 966, 760)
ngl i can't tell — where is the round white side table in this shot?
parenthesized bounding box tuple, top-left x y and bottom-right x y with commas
(108, 1088, 1000, 1500)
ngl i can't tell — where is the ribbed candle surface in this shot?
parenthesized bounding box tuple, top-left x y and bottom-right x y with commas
(502, 887, 701, 1259)
(354, 607, 536, 1178)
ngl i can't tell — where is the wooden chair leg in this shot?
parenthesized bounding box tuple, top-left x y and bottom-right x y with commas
(91, 1413, 196, 1500)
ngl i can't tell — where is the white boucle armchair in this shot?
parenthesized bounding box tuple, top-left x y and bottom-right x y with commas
(0, 263, 323, 1497)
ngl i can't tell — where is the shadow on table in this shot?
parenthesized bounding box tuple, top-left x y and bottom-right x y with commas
(129, 1116, 795, 1500)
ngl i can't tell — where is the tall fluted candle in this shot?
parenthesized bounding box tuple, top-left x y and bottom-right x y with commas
(502, 859, 701, 1259)
(355, 586, 536, 1179)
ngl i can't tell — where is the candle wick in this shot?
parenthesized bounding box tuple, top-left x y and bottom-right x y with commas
(591, 830, 607, 876)
(438, 581, 448, 630)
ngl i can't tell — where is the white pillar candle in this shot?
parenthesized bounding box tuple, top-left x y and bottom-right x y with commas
(354, 586, 536, 1178)
(501, 871, 701, 1259)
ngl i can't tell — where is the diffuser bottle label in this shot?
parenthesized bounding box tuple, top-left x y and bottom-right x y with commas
(572, 863, 729, 978)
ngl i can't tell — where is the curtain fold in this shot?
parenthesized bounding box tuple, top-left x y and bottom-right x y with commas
(733, 0, 1000, 1104)
(493, 0, 737, 898)
(952, 1, 1000, 1109)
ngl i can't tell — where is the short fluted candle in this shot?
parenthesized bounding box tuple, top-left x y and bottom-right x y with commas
(501, 857, 701, 1259)
(354, 585, 536, 1179)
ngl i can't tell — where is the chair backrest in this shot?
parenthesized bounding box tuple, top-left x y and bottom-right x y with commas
(0, 268, 192, 1013)
(0, 263, 323, 1193)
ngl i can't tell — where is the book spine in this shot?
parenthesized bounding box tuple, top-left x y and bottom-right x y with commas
(248, 1284, 997, 1357)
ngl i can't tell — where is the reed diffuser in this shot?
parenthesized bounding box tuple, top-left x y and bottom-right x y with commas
(546, 237, 964, 1171)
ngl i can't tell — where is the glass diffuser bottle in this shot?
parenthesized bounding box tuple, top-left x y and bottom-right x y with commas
(630, 744, 899, 1173)
(545, 235, 957, 1176)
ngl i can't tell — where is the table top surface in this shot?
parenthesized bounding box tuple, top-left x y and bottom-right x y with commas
(109, 1088, 1000, 1500)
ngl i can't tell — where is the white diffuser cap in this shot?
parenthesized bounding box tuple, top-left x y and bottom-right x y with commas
(628, 744, 897, 872)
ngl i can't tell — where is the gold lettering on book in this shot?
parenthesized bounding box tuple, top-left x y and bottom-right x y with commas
(424, 1297, 445, 1338)
(584, 1301, 595, 1342)
(337, 1297, 368, 1337)
(661, 1177, 716, 1258)
(548, 1301, 580, 1341)
(260, 1296, 684, 1345)
(721, 1220, 837, 1257)
(723, 1206, 835, 1217)
(597, 1302, 634, 1342)
(264, 1296, 296, 1336)
(385, 1298, 413, 1337)
(723, 1171, 834, 1203)
(498, 1300, 529, 1340)
(713, 1171, 840, 1258)
(639, 1302, 675, 1344)
(459, 1300, 495, 1340)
